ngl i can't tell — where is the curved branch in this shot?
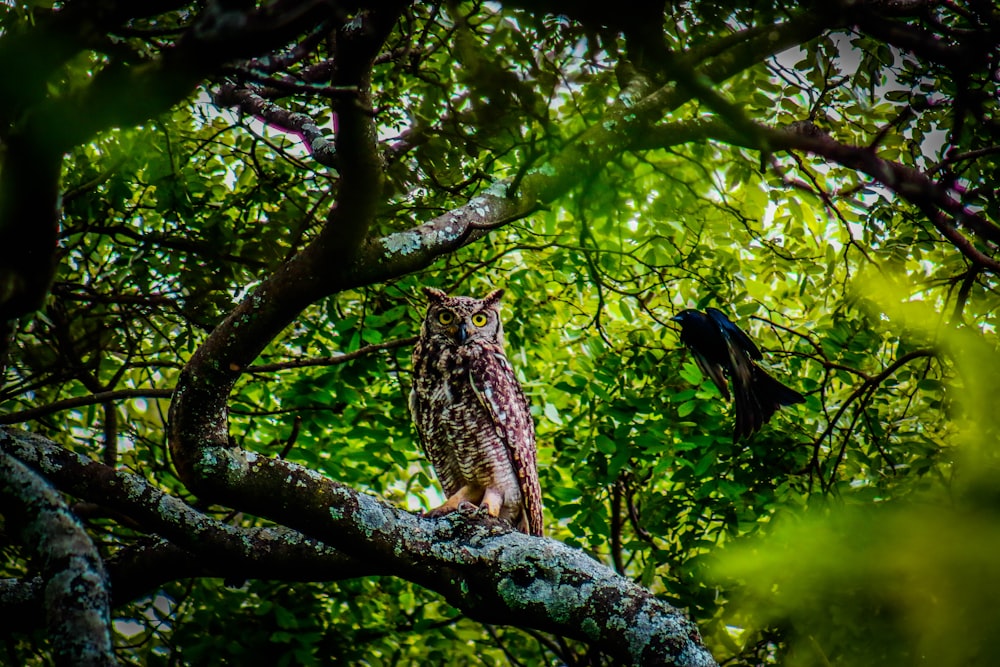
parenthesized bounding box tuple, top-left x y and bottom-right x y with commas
(214, 83, 341, 166)
(168, 3, 408, 489)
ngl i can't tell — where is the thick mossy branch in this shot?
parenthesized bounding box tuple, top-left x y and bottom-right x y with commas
(0, 429, 392, 637)
(168, 4, 407, 488)
(0, 449, 114, 667)
(0, 429, 715, 665)
(5, 427, 715, 665)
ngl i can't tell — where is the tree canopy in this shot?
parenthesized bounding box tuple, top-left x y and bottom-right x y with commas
(2, 1, 1000, 665)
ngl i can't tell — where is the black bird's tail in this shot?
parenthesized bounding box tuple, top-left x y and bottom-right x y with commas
(754, 365, 806, 409)
(733, 366, 806, 441)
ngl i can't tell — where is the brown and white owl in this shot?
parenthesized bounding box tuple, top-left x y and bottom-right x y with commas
(409, 287, 544, 536)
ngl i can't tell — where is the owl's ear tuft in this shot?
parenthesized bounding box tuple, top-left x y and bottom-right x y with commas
(423, 287, 447, 302)
(483, 288, 504, 306)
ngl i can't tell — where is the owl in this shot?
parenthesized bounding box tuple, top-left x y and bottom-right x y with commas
(409, 287, 544, 536)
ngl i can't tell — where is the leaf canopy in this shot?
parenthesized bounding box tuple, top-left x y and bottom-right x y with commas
(1, 1, 999, 665)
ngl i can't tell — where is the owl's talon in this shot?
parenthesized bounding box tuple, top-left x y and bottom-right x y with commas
(458, 500, 478, 513)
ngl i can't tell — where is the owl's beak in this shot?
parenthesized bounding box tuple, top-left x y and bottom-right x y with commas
(455, 322, 469, 344)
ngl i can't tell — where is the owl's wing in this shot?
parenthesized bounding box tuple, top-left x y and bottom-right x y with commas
(469, 344, 544, 537)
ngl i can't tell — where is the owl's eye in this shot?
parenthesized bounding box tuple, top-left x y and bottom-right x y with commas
(437, 311, 455, 325)
(471, 313, 489, 327)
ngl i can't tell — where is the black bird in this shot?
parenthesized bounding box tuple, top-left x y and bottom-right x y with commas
(671, 307, 805, 441)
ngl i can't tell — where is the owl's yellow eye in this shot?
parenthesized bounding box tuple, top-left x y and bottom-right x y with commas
(437, 311, 455, 325)
(471, 313, 488, 327)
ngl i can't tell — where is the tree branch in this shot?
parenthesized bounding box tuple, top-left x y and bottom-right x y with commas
(214, 83, 341, 166)
(246, 335, 419, 373)
(0, 388, 174, 425)
(168, 3, 409, 489)
(5, 427, 715, 665)
(851, 6, 972, 71)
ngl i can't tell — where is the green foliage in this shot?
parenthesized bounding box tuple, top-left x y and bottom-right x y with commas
(113, 578, 561, 666)
(711, 287, 1000, 666)
(2, 0, 998, 665)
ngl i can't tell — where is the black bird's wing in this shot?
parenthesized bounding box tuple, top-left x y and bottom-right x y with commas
(689, 346, 731, 402)
(706, 308, 761, 360)
(673, 309, 731, 400)
(704, 309, 757, 426)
